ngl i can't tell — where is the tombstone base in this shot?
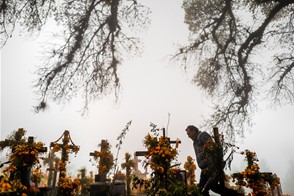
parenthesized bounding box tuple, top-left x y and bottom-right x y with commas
(90, 181, 126, 196)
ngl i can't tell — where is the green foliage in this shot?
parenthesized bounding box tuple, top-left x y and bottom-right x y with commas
(187, 184, 202, 196)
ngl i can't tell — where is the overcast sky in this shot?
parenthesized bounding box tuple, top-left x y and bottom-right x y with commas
(1, 0, 294, 194)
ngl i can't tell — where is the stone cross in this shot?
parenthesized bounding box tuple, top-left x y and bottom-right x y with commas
(43, 150, 60, 187)
(132, 154, 148, 179)
(46, 162, 59, 187)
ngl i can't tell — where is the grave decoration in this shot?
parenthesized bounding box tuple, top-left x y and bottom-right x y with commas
(121, 152, 135, 196)
(31, 166, 43, 188)
(183, 156, 196, 186)
(138, 123, 184, 195)
(77, 167, 93, 195)
(0, 128, 26, 151)
(50, 130, 80, 195)
(89, 139, 114, 182)
(183, 155, 205, 195)
(232, 149, 281, 196)
(89, 122, 131, 196)
(89, 140, 116, 196)
(0, 128, 47, 194)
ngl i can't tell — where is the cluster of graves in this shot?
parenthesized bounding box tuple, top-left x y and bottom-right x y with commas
(0, 129, 152, 196)
(0, 128, 285, 196)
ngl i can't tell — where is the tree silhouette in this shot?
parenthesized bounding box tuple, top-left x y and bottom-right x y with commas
(174, 0, 294, 139)
(1, 1, 293, 138)
(1, 0, 150, 113)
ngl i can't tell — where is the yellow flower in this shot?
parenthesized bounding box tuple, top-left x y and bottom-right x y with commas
(1, 183, 12, 191)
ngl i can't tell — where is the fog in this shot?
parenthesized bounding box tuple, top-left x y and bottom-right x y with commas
(1, 0, 294, 195)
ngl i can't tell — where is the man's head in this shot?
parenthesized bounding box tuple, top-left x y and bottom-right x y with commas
(185, 125, 199, 140)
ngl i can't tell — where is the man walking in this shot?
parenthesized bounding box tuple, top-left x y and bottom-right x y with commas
(185, 125, 242, 196)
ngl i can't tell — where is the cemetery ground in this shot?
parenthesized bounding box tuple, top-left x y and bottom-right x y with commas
(0, 124, 286, 196)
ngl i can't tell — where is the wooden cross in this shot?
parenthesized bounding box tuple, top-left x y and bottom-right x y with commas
(17, 136, 47, 188)
(89, 140, 108, 158)
(0, 128, 26, 151)
(50, 130, 78, 179)
(89, 139, 109, 182)
(203, 127, 234, 193)
(0, 129, 47, 155)
(212, 127, 225, 187)
(135, 128, 181, 157)
(27, 136, 47, 153)
(89, 139, 108, 163)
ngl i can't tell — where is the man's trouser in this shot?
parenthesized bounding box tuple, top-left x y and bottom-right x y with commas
(199, 170, 222, 196)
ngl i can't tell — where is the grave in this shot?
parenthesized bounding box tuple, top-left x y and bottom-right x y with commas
(43, 150, 60, 187)
(134, 128, 183, 192)
(89, 140, 126, 196)
(49, 130, 79, 196)
(11, 136, 47, 189)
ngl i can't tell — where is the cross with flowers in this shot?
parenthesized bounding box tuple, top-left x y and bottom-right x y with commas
(135, 128, 181, 157)
(89, 139, 114, 182)
(0, 128, 27, 151)
(138, 125, 181, 193)
(50, 130, 79, 180)
(2, 133, 47, 190)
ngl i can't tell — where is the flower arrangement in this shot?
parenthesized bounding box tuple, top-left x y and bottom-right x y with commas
(183, 156, 203, 195)
(92, 140, 114, 179)
(0, 173, 27, 194)
(9, 142, 46, 169)
(31, 167, 43, 187)
(143, 131, 178, 176)
(50, 130, 80, 184)
(142, 123, 180, 194)
(0, 128, 26, 151)
(231, 150, 280, 196)
(58, 176, 80, 196)
(184, 156, 196, 185)
(52, 143, 79, 155)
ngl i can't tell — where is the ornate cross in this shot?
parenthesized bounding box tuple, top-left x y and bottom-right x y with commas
(50, 130, 79, 179)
